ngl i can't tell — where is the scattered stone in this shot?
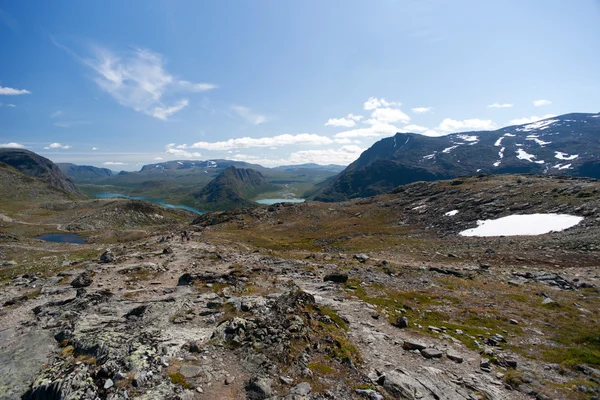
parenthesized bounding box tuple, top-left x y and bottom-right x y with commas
(446, 350, 463, 363)
(246, 376, 273, 399)
(355, 388, 385, 400)
(395, 316, 409, 328)
(354, 254, 369, 263)
(225, 376, 235, 385)
(162, 247, 173, 254)
(104, 378, 114, 390)
(196, 387, 204, 393)
(509, 319, 519, 325)
(180, 365, 202, 378)
(480, 358, 491, 372)
(71, 272, 93, 288)
(541, 297, 555, 305)
(420, 348, 443, 359)
(290, 382, 311, 396)
(402, 340, 427, 351)
(279, 376, 293, 385)
(100, 249, 115, 263)
(323, 272, 349, 283)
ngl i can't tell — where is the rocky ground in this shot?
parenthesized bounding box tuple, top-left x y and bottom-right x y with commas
(0, 174, 599, 399)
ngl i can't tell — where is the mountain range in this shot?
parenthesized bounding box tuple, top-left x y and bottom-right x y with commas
(314, 112, 600, 201)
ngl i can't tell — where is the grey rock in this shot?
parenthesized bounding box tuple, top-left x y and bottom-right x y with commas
(354, 254, 369, 263)
(180, 365, 202, 378)
(323, 272, 348, 283)
(290, 382, 311, 395)
(420, 348, 443, 359)
(402, 339, 427, 351)
(481, 358, 491, 371)
(280, 376, 294, 385)
(541, 297, 555, 305)
(446, 350, 463, 363)
(71, 272, 93, 288)
(246, 376, 273, 400)
(395, 316, 409, 328)
(104, 378, 114, 389)
(100, 249, 115, 263)
(355, 389, 385, 400)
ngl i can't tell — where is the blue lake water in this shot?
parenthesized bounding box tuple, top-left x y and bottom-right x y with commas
(94, 193, 204, 215)
(36, 233, 87, 244)
(256, 198, 305, 205)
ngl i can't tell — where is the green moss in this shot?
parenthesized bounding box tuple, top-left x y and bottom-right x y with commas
(168, 372, 191, 389)
(307, 362, 337, 375)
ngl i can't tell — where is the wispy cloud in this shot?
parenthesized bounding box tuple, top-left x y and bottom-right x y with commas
(411, 107, 432, 114)
(92, 147, 98, 151)
(189, 133, 333, 151)
(103, 161, 128, 165)
(54, 121, 91, 128)
(0, 142, 26, 148)
(0, 103, 16, 108)
(488, 103, 513, 108)
(165, 143, 202, 158)
(231, 145, 364, 167)
(508, 114, 556, 126)
(438, 118, 496, 132)
(44, 142, 72, 149)
(533, 99, 551, 107)
(0, 85, 30, 95)
(368, 107, 410, 124)
(55, 41, 217, 120)
(324, 114, 363, 128)
(231, 105, 267, 125)
(50, 110, 63, 118)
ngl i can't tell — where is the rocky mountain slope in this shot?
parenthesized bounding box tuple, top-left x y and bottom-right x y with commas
(57, 163, 113, 182)
(1, 174, 598, 400)
(315, 112, 600, 201)
(0, 149, 85, 198)
(0, 162, 78, 204)
(185, 166, 276, 212)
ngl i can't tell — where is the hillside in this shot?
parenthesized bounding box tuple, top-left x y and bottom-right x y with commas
(57, 163, 113, 182)
(0, 149, 85, 198)
(184, 166, 276, 212)
(315, 112, 600, 201)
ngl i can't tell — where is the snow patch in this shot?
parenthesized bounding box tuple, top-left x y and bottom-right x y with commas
(423, 153, 436, 160)
(444, 210, 459, 216)
(516, 149, 536, 162)
(459, 214, 583, 237)
(177, 161, 184, 165)
(554, 151, 578, 161)
(553, 163, 572, 170)
(504, 133, 516, 137)
(526, 136, 551, 146)
(456, 134, 478, 142)
(443, 145, 459, 153)
(412, 205, 426, 210)
(519, 119, 559, 132)
(494, 137, 504, 147)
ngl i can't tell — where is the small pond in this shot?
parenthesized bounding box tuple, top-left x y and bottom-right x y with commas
(35, 233, 88, 244)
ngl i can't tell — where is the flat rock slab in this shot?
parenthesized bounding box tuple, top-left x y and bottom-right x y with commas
(446, 350, 464, 363)
(402, 340, 427, 351)
(421, 348, 443, 359)
(180, 365, 202, 378)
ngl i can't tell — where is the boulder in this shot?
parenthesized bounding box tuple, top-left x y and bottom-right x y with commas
(71, 272, 92, 288)
(323, 272, 349, 283)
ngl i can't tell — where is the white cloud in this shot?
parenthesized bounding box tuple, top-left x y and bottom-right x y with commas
(78, 46, 214, 120)
(232, 105, 267, 125)
(189, 133, 333, 151)
(438, 118, 496, 132)
(369, 107, 411, 124)
(177, 80, 218, 92)
(0, 85, 30, 95)
(325, 117, 355, 127)
(165, 143, 201, 158)
(50, 110, 63, 118)
(533, 99, 551, 107)
(154, 157, 163, 160)
(0, 142, 26, 148)
(43, 142, 72, 150)
(508, 114, 556, 126)
(92, 147, 98, 151)
(0, 103, 16, 108)
(363, 97, 400, 110)
(53, 120, 91, 128)
(348, 114, 363, 121)
(334, 122, 398, 139)
(150, 99, 189, 120)
(402, 124, 429, 133)
(232, 145, 364, 167)
(488, 103, 514, 108)
(411, 107, 432, 114)
(103, 161, 128, 165)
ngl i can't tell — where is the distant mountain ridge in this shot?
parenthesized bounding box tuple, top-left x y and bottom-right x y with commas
(184, 166, 276, 212)
(315, 112, 600, 201)
(57, 163, 113, 182)
(0, 149, 85, 197)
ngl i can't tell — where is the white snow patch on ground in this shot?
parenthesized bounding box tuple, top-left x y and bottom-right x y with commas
(444, 210, 459, 216)
(504, 133, 516, 137)
(526, 137, 551, 146)
(423, 153, 436, 160)
(520, 119, 559, 132)
(456, 134, 478, 142)
(516, 149, 536, 162)
(554, 151, 578, 160)
(494, 137, 504, 147)
(535, 160, 545, 164)
(459, 213, 583, 237)
(412, 205, 426, 210)
(592, 115, 599, 118)
(553, 163, 572, 170)
(177, 161, 183, 165)
(443, 145, 459, 153)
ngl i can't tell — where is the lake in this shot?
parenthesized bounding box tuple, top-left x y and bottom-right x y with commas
(256, 198, 305, 205)
(94, 193, 204, 214)
(35, 233, 87, 244)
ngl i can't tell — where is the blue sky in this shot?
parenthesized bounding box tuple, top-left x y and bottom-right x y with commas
(1, 0, 599, 170)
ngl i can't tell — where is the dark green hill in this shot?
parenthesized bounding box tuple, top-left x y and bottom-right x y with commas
(184, 166, 277, 212)
(56, 163, 113, 182)
(0, 149, 85, 198)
